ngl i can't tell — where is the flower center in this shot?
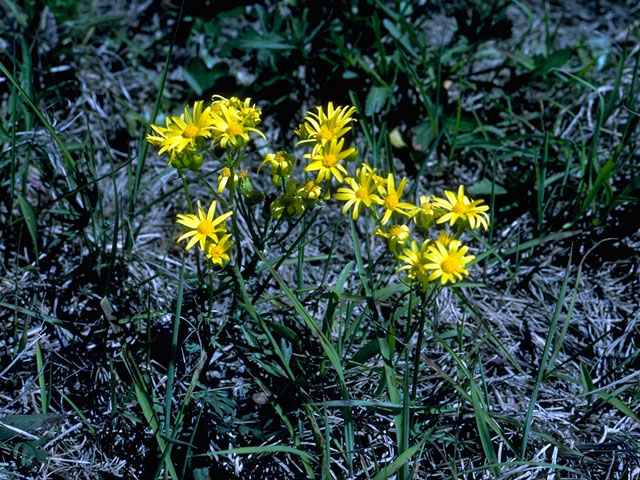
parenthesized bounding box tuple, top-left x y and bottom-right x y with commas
(384, 195, 398, 210)
(281, 195, 295, 207)
(453, 202, 468, 215)
(441, 255, 460, 274)
(355, 187, 369, 199)
(322, 154, 338, 168)
(389, 226, 404, 237)
(227, 123, 243, 136)
(209, 245, 223, 258)
(197, 219, 215, 236)
(221, 167, 231, 177)
(318, 128, 333, 141)
(183, 125, 200, 139)
(421, 201, 433, 213)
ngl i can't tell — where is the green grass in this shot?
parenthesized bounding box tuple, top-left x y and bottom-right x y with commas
(1, 1, 639, 479)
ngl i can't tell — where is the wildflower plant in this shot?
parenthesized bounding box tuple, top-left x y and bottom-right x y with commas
(146, 97, 491, 477)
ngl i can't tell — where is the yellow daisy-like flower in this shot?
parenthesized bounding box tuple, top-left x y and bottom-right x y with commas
(379, 173, 415, 224)
(205, 234, 233, 267)
(334, 164, 383, 219)
(433, 185, 490, 230)
(147, 101, 215, 158)
(375, 224, 411, 253)
(210, 103, 266, 149)
(270, 180, 305, 219)
(176, 200, 233, 251)
(425, 239, 475, 285)
(397, 240, 430, 290)
(304, 138, 354, 183)
(296, 102, 357, 146)
(297, 180, 322, 201)
(411, 194, 437, 229)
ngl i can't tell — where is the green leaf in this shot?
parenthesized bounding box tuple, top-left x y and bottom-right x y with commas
(17, 193, 38, 257)
(210, 445, 314, 461)
(365, 85, 392, 116)
(237, 31, 295, 51)
(351, 339, 380, 364)
(533, 48, 574, 77)
(0, 414, 64, 441)
(466, 179, 507, 196)
(412, 122, 434, 151)
(183, 59, 229, 96)
(371, 440, 424, 480)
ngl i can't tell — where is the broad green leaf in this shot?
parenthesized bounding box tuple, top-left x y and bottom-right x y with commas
(365, 85, 392, 116)
(183, 59, 228, 96)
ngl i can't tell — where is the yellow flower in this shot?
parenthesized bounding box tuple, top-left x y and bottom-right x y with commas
(270, 180, 305, 219)
(436, 229, 455, 247)
(217, 167, 238, 193)
(210, 103, 266, 148)
(433, 185, 490, 230)
(359, 163, 387, 186)
(304, 138, 354, 183)
(296, 102, 356, 146)
(379, 173, 415, 224)
(176, 200, 233, 251)
(259, 151, 295, 182)
(375, 224, 411, 253)
(411, 195, 437, 229)
(297, 180, 322, 201)
(334, 164, 383, 219)
(397, 240, 430, 290)
(425, 239, 475, 285)
(206, 234, 233, 267)
(212, 95, 263, 127)
(147, 101, 214, 158)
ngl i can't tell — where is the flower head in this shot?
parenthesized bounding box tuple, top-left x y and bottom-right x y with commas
(259, 151, 295, 185)
(206, 234, 233, 267)
(375, 224, 411, 253)
(397, 240, 431, 290)
(217, 167, 238, 193)
(296, 102, 356, 146)
(411, 195, 437, 229)
(297, 180, 322, 202)
(425, 239, 475, 285)
(433, 185, 490, 230)
(210, 103, 266, 149)
(176, 200, 233, 251)
(304, 138, 354, 184)
(436, 229, 455, 247)
(147, 101, 215, 159)
(270, 180, 305, 219)
(334, 164, 383, 219)
(379, 173, 415, 224)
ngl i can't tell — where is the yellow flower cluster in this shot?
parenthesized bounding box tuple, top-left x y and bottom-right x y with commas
(262, 102, 359, 220)
(330, 161, 489, 287)
(147, 95, 269, 267)
(147, 96, 490, 280)
(264, 101, 490, 287)
(147, 96, 265, 169)
(175, 200, 233, 266)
